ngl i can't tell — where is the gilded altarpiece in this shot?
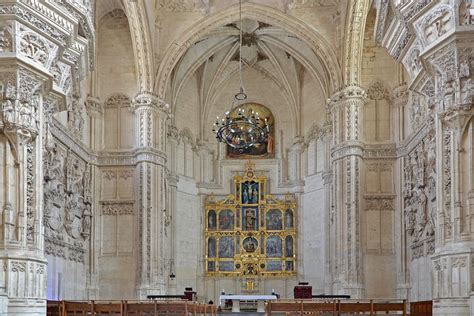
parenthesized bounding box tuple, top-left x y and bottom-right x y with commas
(204, 163, 297, 286)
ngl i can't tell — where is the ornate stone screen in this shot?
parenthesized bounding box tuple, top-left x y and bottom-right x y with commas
(204, 163, 296, 277)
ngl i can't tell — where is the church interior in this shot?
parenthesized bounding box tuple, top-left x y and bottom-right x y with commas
(0, 0, 473, 315)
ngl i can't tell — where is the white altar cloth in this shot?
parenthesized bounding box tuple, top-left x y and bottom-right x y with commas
(219, 295, 278, 312)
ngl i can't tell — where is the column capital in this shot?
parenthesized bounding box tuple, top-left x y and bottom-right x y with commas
(167, 123, 179, 142)
(392, 84, 409, 107)
(328, 85, 367, 110)
(85, 95, 101, 116)
(132, 92, 169, 114)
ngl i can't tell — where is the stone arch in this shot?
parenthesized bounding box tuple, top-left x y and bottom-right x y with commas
(123, 1, 154, 94)
(154, 2, 342, 103)
(343, 0, 372, 85)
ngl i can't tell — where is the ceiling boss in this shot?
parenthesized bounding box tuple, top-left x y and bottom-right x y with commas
(212, 0, 270, 152)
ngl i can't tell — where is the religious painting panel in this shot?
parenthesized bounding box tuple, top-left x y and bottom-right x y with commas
(208, 237, 216, 258)
(204, 162, 297, 277)
(285, 235, 294, 257)
(266, 261, 282, 271)
(226, 103, 275, 159)
(219, 209, 234, 230)
(242, 207, 258, 231)
(266, 235, 282, 258)
(284, 209, 294, 229)
(266, 209, 282, 230)
(208, 210, 217, 230)
(219, 261, 234, 272)
(241, 181, 259, 204)
(243, 236, 259, 253)
(219, 236, 234, 258)
(207, 261, 215, 272)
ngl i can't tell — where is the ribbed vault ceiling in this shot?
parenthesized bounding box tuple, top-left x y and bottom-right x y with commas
(171, 17, 331, 123)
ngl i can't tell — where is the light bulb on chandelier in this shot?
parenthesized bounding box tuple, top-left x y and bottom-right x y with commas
(212, 0, 269, 150)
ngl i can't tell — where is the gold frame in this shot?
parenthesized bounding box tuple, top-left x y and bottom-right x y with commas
(204, 162, 297, 277)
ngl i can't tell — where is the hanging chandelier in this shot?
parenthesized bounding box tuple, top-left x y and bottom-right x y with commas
(212, 0, 269, 150)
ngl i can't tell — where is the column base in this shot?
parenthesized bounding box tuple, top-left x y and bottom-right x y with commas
(433, 298, 471, 316)
(136, 284, 167, 299)
(5, 298, 46, 316)
(396, 283, 411, 300)
(333, 282, 365, 299)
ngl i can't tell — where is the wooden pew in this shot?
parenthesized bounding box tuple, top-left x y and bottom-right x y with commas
(205, 303, 217, 316)
(155, 301, 189, 314)
(338, 301, 373, 314)
(51, 299, 237, 316)
(410, 301, 432, 316)
(93, 301, 124, 315)
(47, 300, 62, 316)
(302, 301, 337, 315)
(266, 299, 407, 315)
(374, 301, 407, 314)
(124, 301, 157, 315)
(61, 301, 92, 315)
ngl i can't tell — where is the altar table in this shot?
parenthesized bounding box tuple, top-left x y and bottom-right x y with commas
(219, 295, 277, 312)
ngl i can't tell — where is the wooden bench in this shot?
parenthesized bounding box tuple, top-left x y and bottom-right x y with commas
(266, 299, 407, 315)
(93, 301, 124, 315)
(47, 300, 62, 316)
(410, 301, 432, 316)
(49, 300, 216, 316)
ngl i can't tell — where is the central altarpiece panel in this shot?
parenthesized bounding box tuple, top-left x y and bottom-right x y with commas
(204, 163, 296, 284)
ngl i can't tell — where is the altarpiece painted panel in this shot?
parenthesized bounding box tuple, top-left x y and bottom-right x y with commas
(204, 162, 296, 277)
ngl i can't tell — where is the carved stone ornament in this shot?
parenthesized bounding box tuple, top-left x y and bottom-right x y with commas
(418, 5, 454, 46)
(158, 0, 209, 13)
(367, 81, 389, 100)
(43, 138, 92, 262)
(101, 201, 135, 216)
(404, 131, 436, 258)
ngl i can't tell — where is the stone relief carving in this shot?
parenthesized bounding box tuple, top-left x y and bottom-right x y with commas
(367, 81, 388, 100)
(288, 0, 339, 9)
(158, 0, 209, 13)
(408, 46, 422, 76)
(104, 93, 131, 108)
(67, 96, 85, 139)
(365, 195, 395, 211)
(17, 24, 58, 70)
(0, 23, 12, 52)
(404, 130, 436, 260)
(420, 5, 453, 45)
(102, 202, 134, 216)
(43, 138, 92, 262)
(409, 93, 429, 132)
(459, 0, 474, 25)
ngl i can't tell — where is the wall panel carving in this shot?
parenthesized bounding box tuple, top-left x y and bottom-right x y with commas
(43, 138, 92, 263)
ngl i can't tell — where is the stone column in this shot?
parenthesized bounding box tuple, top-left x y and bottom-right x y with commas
(85, 97, 101, 300)
(328, 85, 367, 298)
(0, 65, 49, 314)
(322, 122, 334, 294)
(392, 84, 411, 300)
(132, 93, 170, 298)
(166, 124, 179, 294)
